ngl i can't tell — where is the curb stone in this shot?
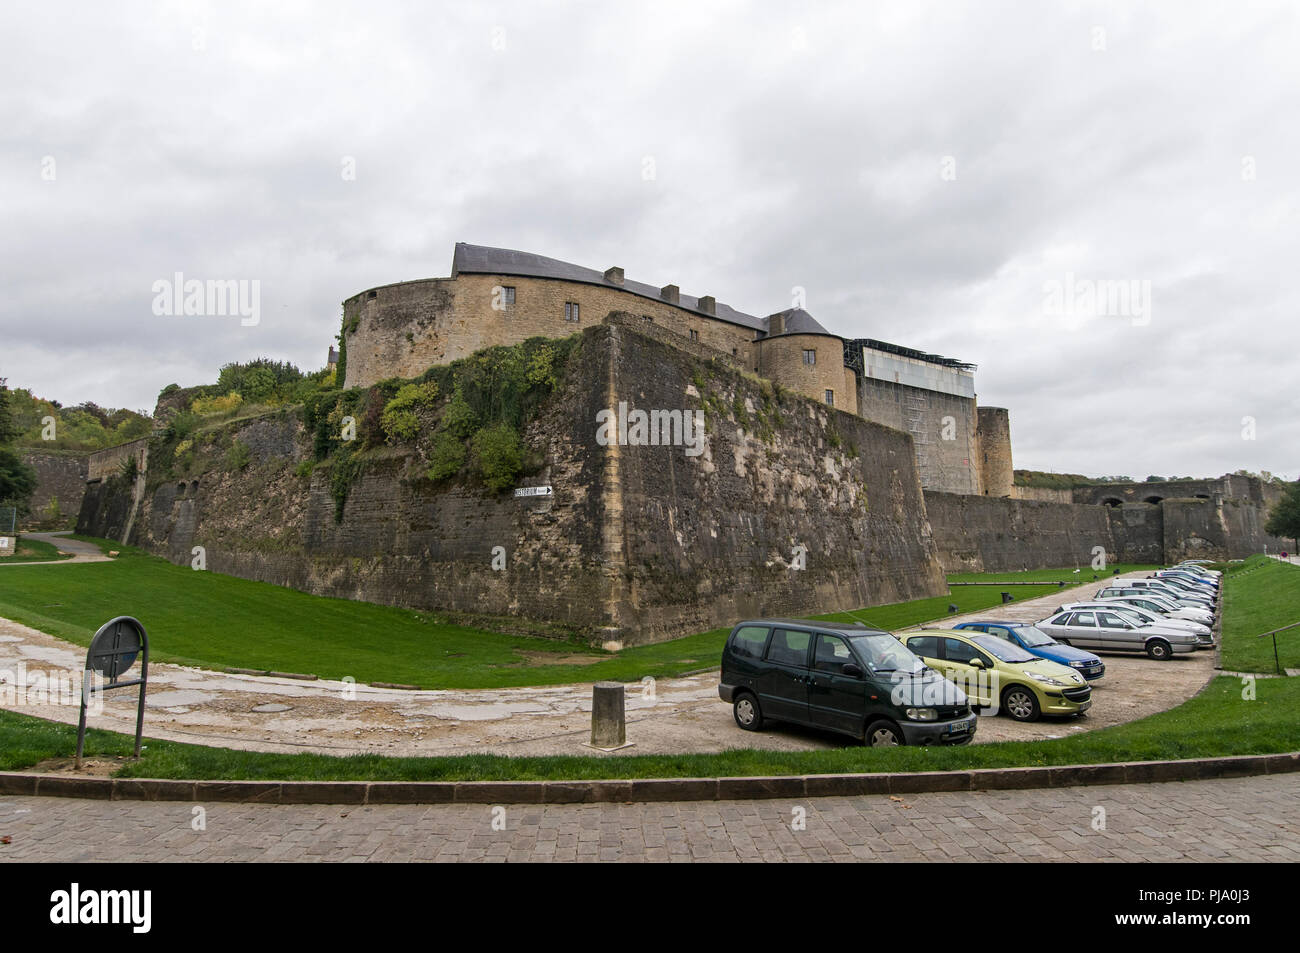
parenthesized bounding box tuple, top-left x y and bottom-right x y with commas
(3, 751, 1296, 805)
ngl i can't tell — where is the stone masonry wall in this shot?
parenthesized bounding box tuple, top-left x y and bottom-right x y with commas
(80, 321, 947, 646)
(19, 451, 87, 523)
(343, 273, 760, 390)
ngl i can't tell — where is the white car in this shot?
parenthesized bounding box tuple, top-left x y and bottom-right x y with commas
(1056, 602, 1214, 649)
(1092, 588, 1215, 625)
(1037, 608, 1200, 660)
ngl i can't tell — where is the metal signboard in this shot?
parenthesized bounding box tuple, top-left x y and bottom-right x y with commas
(75, 616, 150, 767)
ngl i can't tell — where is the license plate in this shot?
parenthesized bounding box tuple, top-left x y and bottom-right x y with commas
(1078, 701, 1091, 711)
(948, 720, 971, 733)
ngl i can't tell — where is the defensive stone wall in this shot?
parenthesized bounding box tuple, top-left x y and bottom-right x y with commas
(86, 438, 148, 483)
(19, 450, 87, 524)
(976, 407, 1014, 498)
(343, 272, 759, 390)
(856, 376, 980, 496)
(80, 321, 947, 645)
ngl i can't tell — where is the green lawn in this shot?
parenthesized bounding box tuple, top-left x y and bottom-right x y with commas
(0, 536, 73, 564)
(1219, 555, 1300, 673)
(1, 675, 1294, 780)
(0, 535, 1063, 689)
(946, 564, 1157, 585)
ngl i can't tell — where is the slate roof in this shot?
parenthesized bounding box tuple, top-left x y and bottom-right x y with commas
(451, 242, 839, 339)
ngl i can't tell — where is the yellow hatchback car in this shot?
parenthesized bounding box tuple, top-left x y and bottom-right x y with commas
(898, 629, 1092, 722)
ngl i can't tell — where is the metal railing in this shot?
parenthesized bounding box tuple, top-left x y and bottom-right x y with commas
(1255, 621, 1300, 675)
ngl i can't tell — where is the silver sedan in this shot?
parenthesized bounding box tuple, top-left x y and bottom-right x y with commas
(1036, 608, 1200, 661)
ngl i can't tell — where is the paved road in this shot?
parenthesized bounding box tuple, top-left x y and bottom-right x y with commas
(1, 774, 1296, 862)
(0, 532, 110, 566)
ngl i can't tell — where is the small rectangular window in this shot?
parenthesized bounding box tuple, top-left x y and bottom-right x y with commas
(803, 349, 816, 365)
(502, 286, 515, 306)
(642, 314, 654, 323)
(564, 302, 580, 322)
(824, 389, 834, 406)
(688, 329, 699, 341)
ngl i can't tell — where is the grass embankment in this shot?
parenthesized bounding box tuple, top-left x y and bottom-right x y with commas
(0, 535, 1061, 689)
(1218, 555, 1300, 673)
(1, 676, 1295, 780)
(0, 537, 72, 564)
(946, 564, 1157, 585)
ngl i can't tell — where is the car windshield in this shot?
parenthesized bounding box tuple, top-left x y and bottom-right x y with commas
(971, 634, 1037, 663)
(1111, 608, 1150, 626)
(1014, 626, 1056, 647)
(850, 634, 925, 674)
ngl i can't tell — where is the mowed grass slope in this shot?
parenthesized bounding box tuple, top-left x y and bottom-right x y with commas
(946, 564, 1158, 585)
(0, 537, 72, 564)
(0, 536, 1060, 689)
(1219, 556, 1300, 673)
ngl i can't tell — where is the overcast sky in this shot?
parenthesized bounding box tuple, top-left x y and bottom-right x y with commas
(2, 1, 1296, 480)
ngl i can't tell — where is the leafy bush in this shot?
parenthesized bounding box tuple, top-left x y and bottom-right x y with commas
(472, 424, 523, 492)
(380, 381, 439, 444)
(225, 440, 252, 471)
(427, 431, 466, 482)
(192, 393, 244, 417)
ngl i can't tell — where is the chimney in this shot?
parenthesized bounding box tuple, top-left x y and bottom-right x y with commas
(698, 295, 716, 315)
(604, 266, 624, 285)
(660, 284, 679, 304)
(768, 312, 785, 335)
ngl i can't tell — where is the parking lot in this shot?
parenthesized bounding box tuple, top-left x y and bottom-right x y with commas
(0, 574, 1215, 760)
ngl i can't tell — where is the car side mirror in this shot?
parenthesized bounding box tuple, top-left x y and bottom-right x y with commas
(842, 663, 864, 678)
(970, 658, 986, 669)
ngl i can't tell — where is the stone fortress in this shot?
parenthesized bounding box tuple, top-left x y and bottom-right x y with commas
(343, 244, 1012, 499)
(72, 242, 1288, 645)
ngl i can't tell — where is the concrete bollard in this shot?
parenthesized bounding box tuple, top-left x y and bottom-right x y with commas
(590, 681, 627, 749)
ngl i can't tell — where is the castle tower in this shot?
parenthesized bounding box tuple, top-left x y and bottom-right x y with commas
(977, 406, 1014, 497)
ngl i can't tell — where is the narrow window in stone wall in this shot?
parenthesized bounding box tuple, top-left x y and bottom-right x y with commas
(565, 302, 580, 322)
(502, 286, 516, 306)
(642, 314, 654, 322)
(688, 328, 698, 341)
(803, 349, 816, 365)
(824, 389, 834, 406)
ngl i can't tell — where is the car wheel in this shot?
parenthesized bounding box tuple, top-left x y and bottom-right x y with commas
(1146, 639, 1172, 661)
(865, 719, 905, 747)
(1002, 686, 1040, 722)
(733, 692, 764, 731)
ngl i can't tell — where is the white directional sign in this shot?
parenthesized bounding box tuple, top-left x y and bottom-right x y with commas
(513, 486, 553, 498)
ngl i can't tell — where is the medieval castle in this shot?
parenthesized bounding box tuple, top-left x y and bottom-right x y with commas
(342, 243, 1013, 499)
(65, 242, 1287, 645)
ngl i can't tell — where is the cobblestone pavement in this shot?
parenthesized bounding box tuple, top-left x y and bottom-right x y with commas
(1, 775, 1296, 862)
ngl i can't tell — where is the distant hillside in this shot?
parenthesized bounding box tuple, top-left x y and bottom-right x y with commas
(8, 388, 151, 453)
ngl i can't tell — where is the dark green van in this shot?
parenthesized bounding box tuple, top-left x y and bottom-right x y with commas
(718, 619, 977, 747)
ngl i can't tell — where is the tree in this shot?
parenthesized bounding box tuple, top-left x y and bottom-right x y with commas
(1265, 481, 1300, 553)
(0, 378, 38, 515)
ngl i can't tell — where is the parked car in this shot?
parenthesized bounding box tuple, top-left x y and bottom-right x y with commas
(898, 629, 1091, 721)
(951, 621, 1106, 679)
(1093, 587, 1215, 625)
(1036, 608, 1200, 660)
(1158, 569, 1219, 590)
(1120, 579, 1216, 611)
(1055, 602, 1214, 648)
(718, 619, 976, 746)
(1153, 572, 1219, 596)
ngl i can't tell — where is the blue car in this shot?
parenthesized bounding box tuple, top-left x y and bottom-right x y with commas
(952, 621, 1106, 680)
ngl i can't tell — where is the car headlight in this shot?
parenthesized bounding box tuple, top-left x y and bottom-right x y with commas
(1068, 660, 1087, 668)
(905, 708, 938, 721)
(1035, 676, 1068, 687)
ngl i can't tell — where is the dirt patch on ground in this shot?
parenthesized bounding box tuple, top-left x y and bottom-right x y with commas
(26, 756, 134, 777)
(508, 651, 609, 667)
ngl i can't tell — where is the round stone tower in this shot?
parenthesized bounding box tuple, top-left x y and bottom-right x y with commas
(977, 406, 1014, 497)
